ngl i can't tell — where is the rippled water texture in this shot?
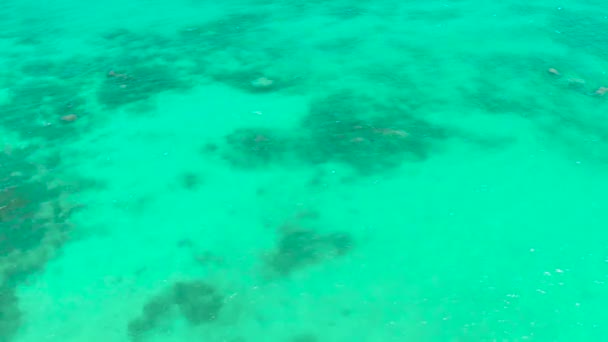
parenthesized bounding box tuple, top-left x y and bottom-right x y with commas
(1, 0, 608, 341)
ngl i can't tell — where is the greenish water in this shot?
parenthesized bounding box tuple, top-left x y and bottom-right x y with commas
(1, 0, 608, 341)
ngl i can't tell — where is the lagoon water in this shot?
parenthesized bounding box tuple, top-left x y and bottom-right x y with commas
(2, 0, 608, 341)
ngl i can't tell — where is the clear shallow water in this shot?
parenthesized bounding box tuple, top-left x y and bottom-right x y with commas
(1, 0, 608, 341)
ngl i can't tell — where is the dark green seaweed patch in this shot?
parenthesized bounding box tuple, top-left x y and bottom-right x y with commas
(0, 287, 21, 342)
(268, 226, 353, 276)
(0, 184, 55, 255)
(20, 57, 98, 81)
(96, 14, 304, 96)
(214, 92, 449, 174)
(128, 281, 224, 341)
(176, 13, 269, 52)
(297, 91, 446, 173)
(178, 172, 201, 190)
(0, 78, 87, 141)
(98, 66, 187, 109)
(0, 146, 89, 340)
(173, 281, 223, 325)
(1, 149, 61, 256)
(221, 128, 290, 169)
(174, 13, 302, 94)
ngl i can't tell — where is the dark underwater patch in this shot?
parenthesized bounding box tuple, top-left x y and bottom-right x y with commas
(128, 280, 224, 341)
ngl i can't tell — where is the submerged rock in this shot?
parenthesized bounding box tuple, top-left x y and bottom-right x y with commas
(250, 77, 274, 89)
(60, 114, 78, 122)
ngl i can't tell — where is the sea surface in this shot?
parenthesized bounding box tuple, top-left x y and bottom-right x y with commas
(1, 0, 608, 341)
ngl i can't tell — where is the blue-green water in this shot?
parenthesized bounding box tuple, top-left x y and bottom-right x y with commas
(1, 0, 608, 341)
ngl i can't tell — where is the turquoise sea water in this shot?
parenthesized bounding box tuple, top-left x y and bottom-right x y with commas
(2, 0, 608, 341)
